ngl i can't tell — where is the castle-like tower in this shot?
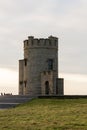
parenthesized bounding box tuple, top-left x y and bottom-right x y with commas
(19, 36, 64, 96)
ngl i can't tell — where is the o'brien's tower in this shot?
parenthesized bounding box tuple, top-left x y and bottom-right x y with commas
(19, 36, 64, 96)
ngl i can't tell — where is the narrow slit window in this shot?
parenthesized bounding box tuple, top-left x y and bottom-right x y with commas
(19, 81, 23, 85)
(24, 59, 27, 66)
(48, 59, 53, 70)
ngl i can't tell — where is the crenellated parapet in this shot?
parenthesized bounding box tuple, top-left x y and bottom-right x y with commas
(24, 36, 58, 49)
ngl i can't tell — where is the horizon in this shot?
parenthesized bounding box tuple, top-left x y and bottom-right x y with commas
(0, 68, 87, 95)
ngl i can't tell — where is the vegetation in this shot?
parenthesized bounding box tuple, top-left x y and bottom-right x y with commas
(0, 98, 87, 130)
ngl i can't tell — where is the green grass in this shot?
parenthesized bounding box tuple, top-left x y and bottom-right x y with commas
(0, 98, 87, 130)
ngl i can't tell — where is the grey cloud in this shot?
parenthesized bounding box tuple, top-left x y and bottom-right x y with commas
(0, 0, 87, 75)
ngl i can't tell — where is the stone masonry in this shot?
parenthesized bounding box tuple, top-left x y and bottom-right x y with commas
(19, 36, 64, 96)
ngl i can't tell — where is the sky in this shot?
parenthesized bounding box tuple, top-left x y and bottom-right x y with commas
(0, 0, 87, 95)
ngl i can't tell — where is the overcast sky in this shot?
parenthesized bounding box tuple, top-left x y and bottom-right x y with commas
(0, 0, 87, 95)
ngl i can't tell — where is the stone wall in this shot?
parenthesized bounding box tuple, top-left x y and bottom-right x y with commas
(56, 78, 64, 95)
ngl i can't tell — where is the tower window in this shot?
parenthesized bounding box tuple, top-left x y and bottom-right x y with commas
(19, 81, 23, 85)
(24, 59, 27, 66)
(48, 59, 53, 70)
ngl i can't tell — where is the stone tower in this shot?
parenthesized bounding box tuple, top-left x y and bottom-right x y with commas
(19, 36, 64, 96)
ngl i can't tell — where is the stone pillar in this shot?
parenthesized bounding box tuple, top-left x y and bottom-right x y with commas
(19, 60, 24, 95)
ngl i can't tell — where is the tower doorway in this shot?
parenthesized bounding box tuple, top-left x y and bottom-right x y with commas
(45, 81, 49, 95)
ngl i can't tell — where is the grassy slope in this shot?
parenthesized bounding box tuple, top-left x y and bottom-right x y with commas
(0, 98, 87, 130)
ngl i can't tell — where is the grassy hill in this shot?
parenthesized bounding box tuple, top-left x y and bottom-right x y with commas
(0, 98, 87, 130)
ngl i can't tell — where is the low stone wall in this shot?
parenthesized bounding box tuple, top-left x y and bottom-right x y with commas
(38, 95, 87, 99)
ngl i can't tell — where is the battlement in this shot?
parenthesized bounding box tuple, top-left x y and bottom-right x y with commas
(24, 36, 58, 49)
